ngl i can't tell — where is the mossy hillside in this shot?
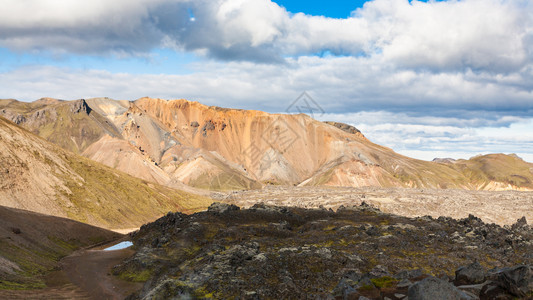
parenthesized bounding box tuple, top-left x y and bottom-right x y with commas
(35, 104, 117, 154)
(57, 153, 212, 229)
(385, 158, 472, 189)
(116, 204, 533, 299)
(452, 154, 533, 189)
(0, 99, 121, 154)
(0, 206, 122, 290)
(0, 240, 71, 289)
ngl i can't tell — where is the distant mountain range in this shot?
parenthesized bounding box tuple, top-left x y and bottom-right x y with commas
(2, 97, 532, 192)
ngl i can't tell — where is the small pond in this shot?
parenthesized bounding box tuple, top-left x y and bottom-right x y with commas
(104, 241, 133, 251)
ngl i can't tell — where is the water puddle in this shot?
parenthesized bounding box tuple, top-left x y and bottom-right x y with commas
(104, 241, 133, 251)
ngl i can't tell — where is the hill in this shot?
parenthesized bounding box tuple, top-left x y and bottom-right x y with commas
(2, 97, 533, 191)
(0, 116, 211, 230)
(0, 205, 120, 290)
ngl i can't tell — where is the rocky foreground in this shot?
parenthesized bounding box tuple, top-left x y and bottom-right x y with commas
(116, 203, 533, 299)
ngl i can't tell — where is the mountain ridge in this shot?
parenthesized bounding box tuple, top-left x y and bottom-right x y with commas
(1, 97, 532, 191)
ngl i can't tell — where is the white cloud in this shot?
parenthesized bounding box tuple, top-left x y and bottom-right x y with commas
(2, 54, 533, 115)
(1, 0, 532, 70)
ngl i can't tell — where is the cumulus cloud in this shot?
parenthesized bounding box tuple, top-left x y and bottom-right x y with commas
(1, 0, 532, 70)
(2, 55, 533, 116)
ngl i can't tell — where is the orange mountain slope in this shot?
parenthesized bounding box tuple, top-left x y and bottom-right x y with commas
(2, 97, 532, 191)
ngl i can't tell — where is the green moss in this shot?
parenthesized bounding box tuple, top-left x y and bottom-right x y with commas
(358, 284, 375, 291)
(194, 286, 215, 299)
(370, 276, 397, 289)
(48, 236, 80, 251)
(184, 245, 202, 257)
(118, 269, 153, 282)
(54, 153, 211, 228)
(0, 280, 46, 290)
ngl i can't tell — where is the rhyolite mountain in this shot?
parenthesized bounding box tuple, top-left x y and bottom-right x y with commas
(2, 97, 532, 191)
(0, 115, 211, 230)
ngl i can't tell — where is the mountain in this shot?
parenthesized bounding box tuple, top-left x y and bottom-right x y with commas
(0, 115, 211, 230)
(0, 205, 120, 290)
(2, 97, 532, 191)
(439, 153, 533, 191)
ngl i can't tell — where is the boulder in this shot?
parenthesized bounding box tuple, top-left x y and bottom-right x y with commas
(497, 265, 533, 297)
(395, 269, 423, 280)
(455, 262, 486, 285)
(207, 202, 240, 214)
(408, 276, 473, 300)
(511, 216, 528, 230)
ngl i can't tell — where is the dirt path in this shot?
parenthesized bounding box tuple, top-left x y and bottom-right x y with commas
(0, 247, 142, 300)
(60, 248, 142, 300)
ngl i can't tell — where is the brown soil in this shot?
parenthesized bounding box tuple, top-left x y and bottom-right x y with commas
(60, 248, 142, 300)
(0, 248, 141, 300)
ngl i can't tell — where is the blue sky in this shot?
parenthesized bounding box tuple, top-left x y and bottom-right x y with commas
(1, 0, 532, 162)
(273, 1, 368, 18)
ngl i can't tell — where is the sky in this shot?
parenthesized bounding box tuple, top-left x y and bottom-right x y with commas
(1, 0, 533, 162)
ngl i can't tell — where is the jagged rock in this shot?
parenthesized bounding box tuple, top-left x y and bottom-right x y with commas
(408, 276, 473, 300)
(457, 282, 486, 297)
(12, 114, 25, 124)
(479, 282, 514, 299)
(201, 120, 215, 137)
(455, 262, 486, 285)
(511, 216, 528, 230)
(207, 202, 240, 214)
(190, 121, 199, 127)
(395, 269, 423, 280)
(323, 121, 361, 135)
(369, 265, 391, 278)
(332, 278, 358, 298)
(69, 99, 91, 114)
(491, 265, 533, 297)
(396, 279, 413, 288)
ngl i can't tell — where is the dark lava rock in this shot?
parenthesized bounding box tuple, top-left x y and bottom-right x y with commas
(408, 277, 472, 300)
(487, 265, 533, 297)
(394, 269, 423, 280)
(201, 120, 215, 136)
(116, 204, 533, 299)
(323, 121, 361, 135)
(190, 121, 199, 127)
(512, 216, 528, 230)
(369, 265, 390, 278)
(455, 262, 486, 285)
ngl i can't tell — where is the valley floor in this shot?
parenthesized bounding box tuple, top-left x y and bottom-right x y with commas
(0, 242, 141, 300)
(221, 186, 533, 225)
